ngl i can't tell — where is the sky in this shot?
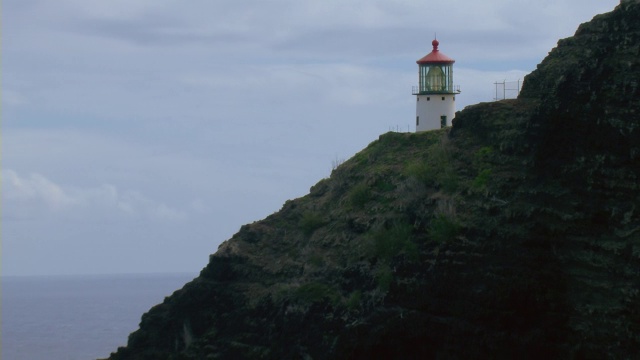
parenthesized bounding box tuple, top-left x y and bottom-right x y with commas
(3, 0, 620, 276)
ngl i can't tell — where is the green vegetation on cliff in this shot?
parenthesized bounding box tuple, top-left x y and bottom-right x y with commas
(109, 2, 640, 359)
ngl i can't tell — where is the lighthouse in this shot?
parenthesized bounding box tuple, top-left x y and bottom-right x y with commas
(413, 39, 460, 132)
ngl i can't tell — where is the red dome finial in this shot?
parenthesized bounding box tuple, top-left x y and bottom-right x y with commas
(416, 37, 454, 64)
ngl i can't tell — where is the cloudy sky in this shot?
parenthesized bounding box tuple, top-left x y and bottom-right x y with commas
(3, 0, 620, 276)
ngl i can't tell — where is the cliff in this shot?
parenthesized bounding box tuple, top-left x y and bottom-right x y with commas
(108, 2, 640, 359)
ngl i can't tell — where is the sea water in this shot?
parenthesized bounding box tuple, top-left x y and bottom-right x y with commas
(2, 273, 196, 360)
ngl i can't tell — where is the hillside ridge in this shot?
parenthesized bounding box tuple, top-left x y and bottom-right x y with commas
(108, 2, 640, 358)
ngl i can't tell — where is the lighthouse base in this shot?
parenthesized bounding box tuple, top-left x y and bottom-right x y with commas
(415, 94, 456, 132)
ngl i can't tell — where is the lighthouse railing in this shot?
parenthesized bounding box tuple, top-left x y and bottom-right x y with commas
(412, 85, 461, 95)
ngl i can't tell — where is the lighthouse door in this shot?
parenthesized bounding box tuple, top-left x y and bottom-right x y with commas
(440, 115, 447, 128)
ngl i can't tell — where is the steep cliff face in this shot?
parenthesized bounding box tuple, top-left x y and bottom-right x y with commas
(108, 2, 640, 359)
(515, 2, 640, 356)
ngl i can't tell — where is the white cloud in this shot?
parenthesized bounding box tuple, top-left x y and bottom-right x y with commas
(2, 169, 187, 222)
(5, 169, 78, 210)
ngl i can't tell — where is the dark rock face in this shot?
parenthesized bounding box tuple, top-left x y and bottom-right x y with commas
(516, 3, 640, 357)
(521, 0, 640, 175)
(108, 3, 640, 359)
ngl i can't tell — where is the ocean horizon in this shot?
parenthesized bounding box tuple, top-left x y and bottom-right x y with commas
(2, 272, 197, 360)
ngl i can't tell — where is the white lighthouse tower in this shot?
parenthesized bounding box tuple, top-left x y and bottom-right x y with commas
(413, 39, 460, 132)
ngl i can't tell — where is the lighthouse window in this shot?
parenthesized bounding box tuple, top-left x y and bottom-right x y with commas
(416, 116, 419, 126)
(442, 97, 445, 101)
(427, 97, 430, 101)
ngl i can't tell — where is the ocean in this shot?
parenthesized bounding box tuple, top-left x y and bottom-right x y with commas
(2, 273, 197, 360)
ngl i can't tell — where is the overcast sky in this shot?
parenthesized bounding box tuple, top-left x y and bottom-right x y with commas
(3, 0, 620, 276)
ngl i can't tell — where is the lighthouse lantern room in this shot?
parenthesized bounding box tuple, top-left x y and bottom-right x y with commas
(413, 39, 460, 132)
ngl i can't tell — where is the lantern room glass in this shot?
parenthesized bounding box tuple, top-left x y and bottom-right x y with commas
(418, 63, 454, 94)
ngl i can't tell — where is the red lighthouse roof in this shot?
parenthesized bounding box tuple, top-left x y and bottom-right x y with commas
(417, 39, 455, 64)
